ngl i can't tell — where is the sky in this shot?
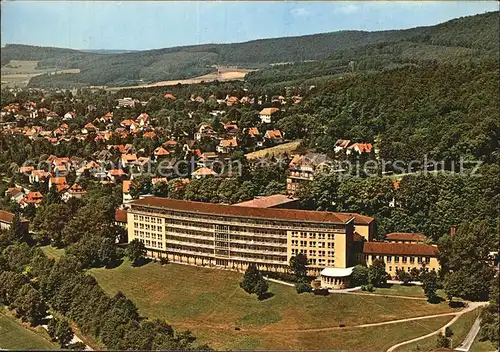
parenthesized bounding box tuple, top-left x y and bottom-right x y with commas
(1, 1, 498, 51)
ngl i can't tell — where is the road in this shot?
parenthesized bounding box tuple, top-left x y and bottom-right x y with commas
(386, 301, 489, 352)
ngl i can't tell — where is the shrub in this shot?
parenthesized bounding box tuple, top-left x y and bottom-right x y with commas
(159, 257, 169, 265)
(313, 288, 330, 296)
(295, 282, 312, 294)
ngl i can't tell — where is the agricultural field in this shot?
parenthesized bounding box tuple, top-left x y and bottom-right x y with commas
(91, 261, 460, 350)
(1, 60, 79, 88)
(245, 140, 302, 160)
(107, 68, 256, 92)
(0, 310, 57, 350)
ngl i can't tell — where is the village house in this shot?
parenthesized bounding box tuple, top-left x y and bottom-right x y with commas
(21, 191, 44, 207)
(259, 107, 280, 123)
(122, 180, 133, 203)
(216, 137, 238, 154)
(264, 129, 284, 143)
(0, 210, 29, 232)
(334, 139, 351, 153)
(346, 143, 373, 155)
(63, 111, 76, 120)
(107, 169, 127, 183)
(63, 183, 88, 201)
(191, 167, 217, 179)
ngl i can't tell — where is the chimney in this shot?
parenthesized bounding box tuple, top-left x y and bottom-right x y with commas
(450, 226, 456, 238)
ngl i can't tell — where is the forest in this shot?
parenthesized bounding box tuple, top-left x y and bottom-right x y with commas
(1, 11, 497, 88)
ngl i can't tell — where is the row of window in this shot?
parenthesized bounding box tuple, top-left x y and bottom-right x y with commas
(309, 258, 334, 266)
(134, 230, 163, 240)
(133, 215, 162, 224)
(138, 238, 163, 249)
(134, 222, 163, 232)
(371, 255, 432, 264)
(290, 240, 334, 248)
(291, 232, 334, 240)
(389, 266, 432, 273)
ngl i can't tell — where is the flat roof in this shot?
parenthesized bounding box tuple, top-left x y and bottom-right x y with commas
(131, 197, 354, 225)
(234, 194, 297, 208)
(321, 267, 355, 277)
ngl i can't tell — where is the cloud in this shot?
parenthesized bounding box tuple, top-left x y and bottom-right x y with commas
(334, 4, 359, 15)
(290, 7, 311, 18)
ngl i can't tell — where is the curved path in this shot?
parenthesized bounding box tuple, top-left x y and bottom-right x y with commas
(386, 301, 489, 352)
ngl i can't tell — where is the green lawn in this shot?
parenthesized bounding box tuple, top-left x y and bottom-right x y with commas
(91, 260, 460, 350)
(470, 327, 497, 352)
(40, 245, 65, 260)
(393, 308, 482, 352)
(355, 283, 447, 299)
(0, 311, 57, 350)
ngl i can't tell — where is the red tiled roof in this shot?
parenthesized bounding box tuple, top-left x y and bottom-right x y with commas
(363, 242, 438, 256)
(115, 208, 128, 223)
(130, 197, 354, 225)
(386, 233, 426, 242)
(0, 210, 14, 223)
(234, 194, 297, 208)
(260, 107, 280, 115)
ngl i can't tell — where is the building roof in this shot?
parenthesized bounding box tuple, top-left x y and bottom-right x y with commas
(386, 233, 426, 242)
(130, 197, 354, 225)
(362, 242, 438, 256)
(344, 213, 375, 225)
(0, 210, 14, 223)
(192, 167, 217, 176)
(115, 208, 128, 223)
(260, 107, 280, 115)
(123, 180, 132, 193)
(320, 267, 355, 278)
(234, 194, 297, 208)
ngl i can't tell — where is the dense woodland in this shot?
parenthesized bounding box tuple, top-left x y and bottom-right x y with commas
(2, 11, 497, 88)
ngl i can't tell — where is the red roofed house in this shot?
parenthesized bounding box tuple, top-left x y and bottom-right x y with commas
(154, 147, 170, 158)
(216, 137, 238, 154)
(362, 242, 439, 278)
(136, 113, 149, 127)
(143, 131, 156, 138)
(192, 167, 217, 179)
(346, 143, 373, 155)
(259, 107, 280, 123)
(108, 169, 127, 182)
(164, 93, 176, 100)
(0, 210, 28, 231)
(115, 208, 128, 228)
(334, 139, 351, 153)
(264, 129, 284, 142)
(64, 183, 88, 200)
(22, 191, 43, 207)
(122, 180, 132, 203)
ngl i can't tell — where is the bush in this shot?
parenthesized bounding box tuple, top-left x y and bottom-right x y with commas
(295, 282, 312, 294)
(351, 265, 369, 286)
(313, 288, 330, 296)
(361, 283, 374, 292)
(159, 257, 169, 265)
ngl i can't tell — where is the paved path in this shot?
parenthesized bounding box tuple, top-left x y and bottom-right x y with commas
(42, 315, 92, 351)
(455, 315, 482, 351)
(345, 291, 427, 300)
(386, 301, 489, 352)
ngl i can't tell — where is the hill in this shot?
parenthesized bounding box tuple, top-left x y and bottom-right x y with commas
(1, 11, 497, 88)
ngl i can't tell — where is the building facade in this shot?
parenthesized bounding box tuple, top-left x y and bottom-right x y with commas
(127, 197, 363, 275)
(361, 242, 440, 278)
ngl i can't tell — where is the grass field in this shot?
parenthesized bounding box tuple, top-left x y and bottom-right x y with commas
(1, 60, 80, 88)
(354, 283, 447, 299)
(40, 245, 65, 260)
(91, 260, 459, 350)
(393, 308, 482, 352)
(470, 327, 497, 352)
(245, 140, 302, 160)
(0, 310, 57, 350)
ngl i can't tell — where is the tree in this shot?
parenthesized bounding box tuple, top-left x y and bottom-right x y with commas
(9, 212, 29, 243)
(98, 237, 119, 267)
(421, 270, 440, 303)
(396, 269, 412, 285)
(55, 318, 74, 348)
(479, 280, 500, 348)
(12, 285, 48, 325)
(240, 263, 269, 299)
(440, 221, 497, 301)
(126, 239, 146, 266)
(351, 265, 369, 286)
(436, 332, 450, 348)
(0, 271, 26, 305)
(289, 254, 308, 281)
(368, 258, 387, 287)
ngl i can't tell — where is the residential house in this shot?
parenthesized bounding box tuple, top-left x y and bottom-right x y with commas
(107, 169, 127, 183)
(63, 183, 88, 200)
(122, 180, 133, 203)
(5, 187, 25, 204)
(264, 129, 284, 143)
(194, 123, 215, 141)
(164, 93, 176, 100)
(334, 140, 351, 153)
(136, 113, 149, 127)
(286, 153, 332, 195)
(0, 210, 28, 232)
(63, 111, 76, 120)
(21, 191, 43, 207)
(49, 177, 69, 192)
(346, 143, 373, 155)
(192, 167, 217, 179)
(121, 154, 137, 167)
(259, 107, 280, 123)
(216, 137, 238, 154)
(154, 147, 170, 158)
(82, 123, 97, 134)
